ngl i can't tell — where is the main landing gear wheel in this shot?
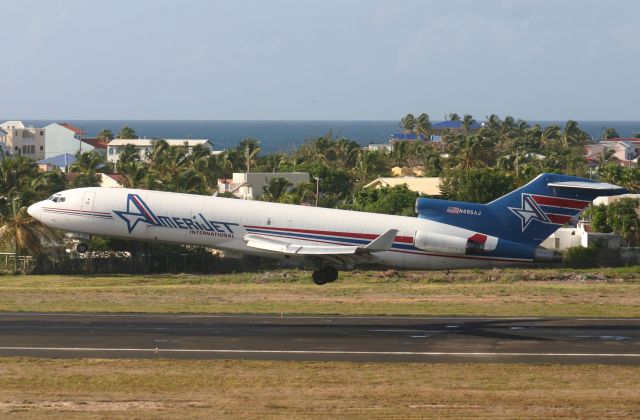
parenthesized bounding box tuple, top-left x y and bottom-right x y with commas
(76, 243, 89, 253)
(312, 267, 339, 285)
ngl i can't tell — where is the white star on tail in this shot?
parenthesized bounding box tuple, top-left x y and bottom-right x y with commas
(508, 194, 550, 231)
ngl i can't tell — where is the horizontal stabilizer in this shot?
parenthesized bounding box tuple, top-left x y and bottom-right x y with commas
(363, 229, 398, 252)
(547, 181, 625, 190)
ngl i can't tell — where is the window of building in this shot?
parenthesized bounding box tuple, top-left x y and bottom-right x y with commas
(40, 146, 43, 151)
(40, 131, 44, 135)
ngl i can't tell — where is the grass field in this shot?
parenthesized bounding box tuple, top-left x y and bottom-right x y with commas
(0, 267, 638, 316)
(1, 267, 639, 418)
(0, 358, 638, 418)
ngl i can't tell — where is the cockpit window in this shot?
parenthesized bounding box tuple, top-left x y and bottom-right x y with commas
(59, 197, 66, 202)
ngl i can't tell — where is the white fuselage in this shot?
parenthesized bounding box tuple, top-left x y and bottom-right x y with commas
(28, 187, 532, 270)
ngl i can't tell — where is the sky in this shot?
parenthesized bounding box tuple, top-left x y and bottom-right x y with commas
(1, 0, 639, 121)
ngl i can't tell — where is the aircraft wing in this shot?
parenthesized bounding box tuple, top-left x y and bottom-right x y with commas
(243, 228, 399, 268)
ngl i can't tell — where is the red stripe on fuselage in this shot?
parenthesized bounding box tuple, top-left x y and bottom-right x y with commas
(531, 195, 590, 209)
(248, 231, 530, 263)
(244, 225, 415, 243)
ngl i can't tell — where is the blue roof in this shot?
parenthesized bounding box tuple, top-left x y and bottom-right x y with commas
(37, 153, 77, 167)
(389, 133, 425, 140)
(432, 120, 482, 129)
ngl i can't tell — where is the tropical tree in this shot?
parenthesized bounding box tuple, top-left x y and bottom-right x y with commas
(0, 156, 40, 209)
(400, 113, 416, 134)
(97, 129, 114, 141)
(0, 199, 58, 271)
(261, 177, 293, 202)
(447, 113, 461, 121)
(237, 138, 261, 173)
(116, 126, 137, 139)
(415, 113, 432, 140)
(462, 114, 476, 136)
(440, 167, 516, 203)
(349, 185, 419, 216)
(69, 152, 103, 187)
(601, 127, 620, 140)
(586, 199, 640, 246)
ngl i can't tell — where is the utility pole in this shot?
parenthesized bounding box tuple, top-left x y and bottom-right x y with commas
(314, 176, 320, 207)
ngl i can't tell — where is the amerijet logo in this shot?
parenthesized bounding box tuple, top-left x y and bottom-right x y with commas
(114, 193, 238, 237)
(114, 194, 160, 233)
(508, 194, 551, 231)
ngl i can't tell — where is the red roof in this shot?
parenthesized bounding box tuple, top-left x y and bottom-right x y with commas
(81, 137, 108, 149)
(59, 123, 86, 135)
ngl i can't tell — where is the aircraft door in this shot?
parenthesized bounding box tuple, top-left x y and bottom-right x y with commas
(81, 192, 95, 211)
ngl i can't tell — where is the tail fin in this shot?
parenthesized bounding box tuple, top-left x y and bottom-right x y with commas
(417, 173, 626, 247)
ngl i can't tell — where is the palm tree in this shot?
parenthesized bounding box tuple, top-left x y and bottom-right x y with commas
(540, 124, 561, 150)
(462, 114, 476, 136)
(261, 177, 293, 202)
(70, 152, 104, 187)
(447, 113, 461, 121)
(118, 144, 141, 166)
(0, 199, 58, 272)
(243, 143, 261, 173)
(97, 129, 114, 141)
(119, 161, 148, 188)
(116, 126, 137, 139)
(400, 114, 416, 135)
(601, 127, 620, 140)
(415, 113, 432, 141)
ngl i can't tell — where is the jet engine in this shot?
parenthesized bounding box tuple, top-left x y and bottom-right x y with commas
(413, 231, 497, 255)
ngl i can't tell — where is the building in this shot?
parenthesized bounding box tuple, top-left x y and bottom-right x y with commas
(541, 221, 623, 251)
(106, 139, 215, 163)
(585, 138, 639, 167)
(366, 143, 393, 153)
(0, 120, 46, 159)
(364, 177, 441, 196)
(218, 172, 310, 200)
(43, 123, 94, 158)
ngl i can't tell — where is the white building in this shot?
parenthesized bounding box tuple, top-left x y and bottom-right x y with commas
(0, 120, 46, 160)
(218, 172, 310, 200)
(541, 221, 623, 251)
(106, 139, 215, 163)
(43, 123, 94, 158)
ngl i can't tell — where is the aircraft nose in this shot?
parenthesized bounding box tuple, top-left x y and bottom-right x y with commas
(27, 202, 42, 220)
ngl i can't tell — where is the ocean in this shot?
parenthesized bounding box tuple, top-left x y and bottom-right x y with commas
(19, 120, 640, 154)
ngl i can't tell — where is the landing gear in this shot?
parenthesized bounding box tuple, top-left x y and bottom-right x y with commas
(312, 266, 338, 285)
(76, 243, 89, 253)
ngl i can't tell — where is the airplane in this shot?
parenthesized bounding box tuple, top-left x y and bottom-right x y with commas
(27, 173, 625, 285)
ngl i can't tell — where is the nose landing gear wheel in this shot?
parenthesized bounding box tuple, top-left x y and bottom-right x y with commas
(76, 243, 89, 253)
(312, 267, 339, 285)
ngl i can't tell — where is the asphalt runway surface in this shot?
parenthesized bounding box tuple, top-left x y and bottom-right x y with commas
(0, 313, 639, 364)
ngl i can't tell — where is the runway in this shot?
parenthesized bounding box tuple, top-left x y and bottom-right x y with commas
(0, 313, 638, 364)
